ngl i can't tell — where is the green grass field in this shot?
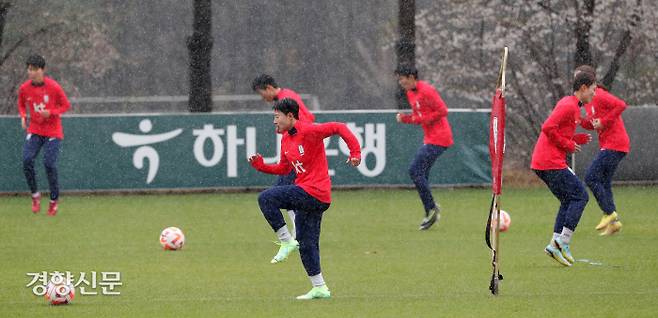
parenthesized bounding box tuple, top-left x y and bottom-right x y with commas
(1, 186, 658, 317)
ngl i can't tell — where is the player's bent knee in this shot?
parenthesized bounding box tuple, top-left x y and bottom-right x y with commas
(44, 161, 57, 170)
(257, 191, 271, 206)
(409, 168, 423, 181)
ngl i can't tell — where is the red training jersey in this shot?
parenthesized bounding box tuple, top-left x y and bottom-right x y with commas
(531, 95, 582, 170)
(17, 77, 70, 139)
(276, 88, 315, 123)
(251, 121, 361, 203)
(580, 87, 630, 153)
(398, 80, 453, 147)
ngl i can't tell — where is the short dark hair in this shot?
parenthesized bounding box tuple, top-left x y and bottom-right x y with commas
(273, 98, 299, 119)
(252, 74, 278, 91)
(394, 65, 418, 78)
(574, 65, 596, 78)
(573, 70, 596, 92)
(574, 65, 608, 90)
(26, 54, 46, 69)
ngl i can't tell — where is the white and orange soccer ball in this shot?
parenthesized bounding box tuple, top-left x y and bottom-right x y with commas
(495, 210, 511, 232)
(160, 227, 185, 250)
(45, 280, 75, 305)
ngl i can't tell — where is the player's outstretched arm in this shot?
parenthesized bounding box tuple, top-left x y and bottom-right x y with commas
(248, 153, 292, 175)
(311, 122, 362, 165)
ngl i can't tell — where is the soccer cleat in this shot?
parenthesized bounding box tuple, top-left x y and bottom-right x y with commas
(595, 212, 619, 230)
(419, 207, 440, 230)
(296, 285, 331, 300)
(554, 238, 574, 264)
(544, 240, 572, 267)
(271, 239, 299, 264)
(31, 193, 41, 213)
(47, 200, 58, 216)
(599, 221, 622, 236)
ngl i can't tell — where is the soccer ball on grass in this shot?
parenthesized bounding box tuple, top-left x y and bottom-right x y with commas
(160, 227, 185, 250)
(493, 210, 511, 232)
(45, 280, 75, 305)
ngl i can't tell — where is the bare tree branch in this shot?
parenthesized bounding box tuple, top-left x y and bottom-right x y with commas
(1, 23, 62, 66)
(601, 0, 642, 89)
(530, 0, 575, 25)
(521, 30, 565, 99)
(596, 6, 618, 67)
(533, 0, 559, 16)
(574, 0, 595, 66)
(0, 1, 12, 50)
(508, 63, 542, 142)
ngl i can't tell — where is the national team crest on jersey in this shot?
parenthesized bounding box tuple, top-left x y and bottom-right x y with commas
(298, 145, 305, 156)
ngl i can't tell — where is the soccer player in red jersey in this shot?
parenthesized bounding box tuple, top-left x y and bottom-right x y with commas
(531, 71, 595, 267)
(248, 98, 361, 300)
(395, 66, 453, 230)
(575, 65, 629, 236)
(17, 55, 70, 216)
(252, 74, 315, 122)
(251, 74, 316, 238)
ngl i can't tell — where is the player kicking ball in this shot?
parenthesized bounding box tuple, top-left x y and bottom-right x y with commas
(249, 98, 361, 299)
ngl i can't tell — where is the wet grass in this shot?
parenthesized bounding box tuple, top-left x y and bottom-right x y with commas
(1, 186, 657, 317)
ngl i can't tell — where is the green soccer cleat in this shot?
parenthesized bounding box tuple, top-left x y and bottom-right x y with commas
(595, 212, 619, 230)
(554, 238, 574, 264)
(545, 241, 572, 267)
(271, 239, 299, 264)
(419, 207, 440, 230)
(296, 285, 331, 300)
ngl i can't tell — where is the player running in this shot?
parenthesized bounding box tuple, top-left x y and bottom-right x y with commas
(531, 71, 595, 267)
(574, 65, 629, 236)
(395, 65, 453, 230)
(249, 98, 361, 299)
